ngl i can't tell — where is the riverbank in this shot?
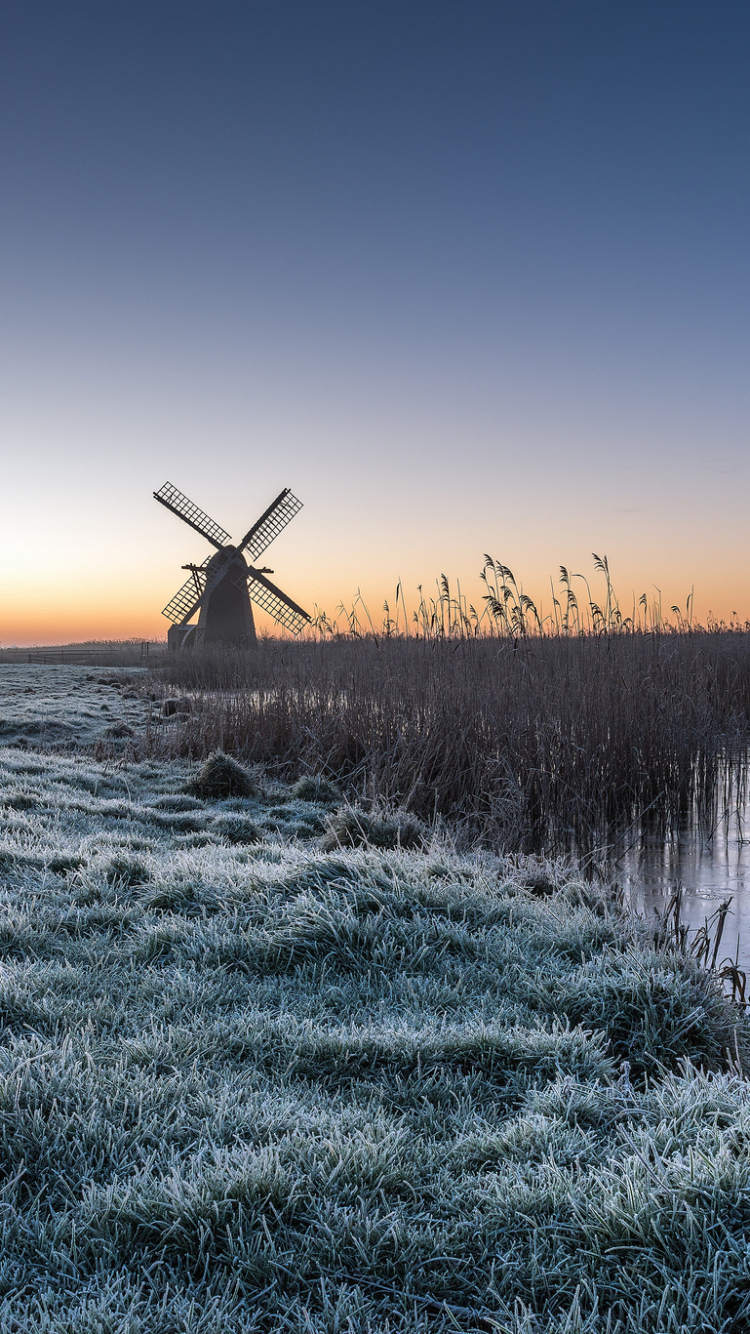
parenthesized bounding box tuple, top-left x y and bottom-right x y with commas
(0, 702, 749, 1329)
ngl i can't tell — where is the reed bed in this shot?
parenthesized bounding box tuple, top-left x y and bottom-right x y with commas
(154, 630, 750, 855)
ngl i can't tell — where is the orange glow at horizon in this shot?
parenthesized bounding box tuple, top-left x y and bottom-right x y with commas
(5, 555, 750, 648)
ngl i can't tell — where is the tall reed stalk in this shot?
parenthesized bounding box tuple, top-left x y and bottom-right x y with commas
(154, 629, 750, 855)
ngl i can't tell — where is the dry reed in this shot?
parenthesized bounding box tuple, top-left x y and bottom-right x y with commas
(153, 630, 750, 855)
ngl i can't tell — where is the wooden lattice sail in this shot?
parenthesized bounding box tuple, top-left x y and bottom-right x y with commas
(154, 482, 310, 648)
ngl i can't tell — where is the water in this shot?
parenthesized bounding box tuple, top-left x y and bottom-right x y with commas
(619, 799, 750, 975)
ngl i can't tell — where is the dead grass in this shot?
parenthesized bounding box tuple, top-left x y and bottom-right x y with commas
(154, 631, 750, 855)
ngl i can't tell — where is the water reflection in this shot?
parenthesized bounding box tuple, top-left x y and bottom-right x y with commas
(618, 800, 750, 973)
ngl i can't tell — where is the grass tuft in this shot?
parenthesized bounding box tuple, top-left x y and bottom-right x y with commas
(292, 774, 342, 805)
(212, 813, 262, 845)
(322, 805, 426, 850)
(185, 750, 256, 799)
(102, 854, 151, 888)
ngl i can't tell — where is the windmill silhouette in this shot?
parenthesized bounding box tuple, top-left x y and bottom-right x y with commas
(154, 482, 311, 649)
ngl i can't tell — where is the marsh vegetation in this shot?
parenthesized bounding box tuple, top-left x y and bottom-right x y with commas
(156, 630, 750, 857)
(2, 662, 750, 1329)
(0, 719, 750, 1330)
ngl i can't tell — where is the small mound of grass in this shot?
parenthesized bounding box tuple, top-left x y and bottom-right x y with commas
(521, 862, 560, 897)
(2, 791, 41, 810)
(555, 948, 740, 1079)
(102, 855, 151, 888)
(105, 722, 133, 739)
(150, 794, 204, 812)
(212, 814, 262, 845)
(322, 805, 426, 851)
(292, 775, 342, 806)
(185, 751, 256, 799)
(47, 854, 85, 875)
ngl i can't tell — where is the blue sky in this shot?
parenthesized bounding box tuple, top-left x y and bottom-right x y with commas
(1, 2, 748, 640)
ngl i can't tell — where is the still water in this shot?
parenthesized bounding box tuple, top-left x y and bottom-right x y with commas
(619, 801, 750, 975)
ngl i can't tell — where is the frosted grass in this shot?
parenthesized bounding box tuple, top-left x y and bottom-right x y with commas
(0, 665, 149, 750)
(0, 669, 749, 1329)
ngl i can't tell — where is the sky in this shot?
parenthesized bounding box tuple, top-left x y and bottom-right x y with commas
(1, 0, 748, 643)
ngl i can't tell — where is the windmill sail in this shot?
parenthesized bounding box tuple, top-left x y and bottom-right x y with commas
(237, 489, 303, 561)
(154, 482, 231, 549)
(161, 558, 212, 624)
(245, 569, 311, 635)
(155, 478, 309, 647)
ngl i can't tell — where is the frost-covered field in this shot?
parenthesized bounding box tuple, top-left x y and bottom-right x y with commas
(0, 665, 150, 750)
(1, 668, 750, 1331)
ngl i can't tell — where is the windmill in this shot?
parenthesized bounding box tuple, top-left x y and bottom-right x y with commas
(154, 482, 311, 649)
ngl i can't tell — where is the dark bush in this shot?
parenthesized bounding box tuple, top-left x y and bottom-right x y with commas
(162, 698, 192, 717)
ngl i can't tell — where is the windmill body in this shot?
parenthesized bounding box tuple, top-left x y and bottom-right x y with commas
(154, 483, 311, 648)
(195, 547, 257, 647)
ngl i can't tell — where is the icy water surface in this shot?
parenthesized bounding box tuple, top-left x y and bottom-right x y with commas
(620, 804, 750, 974)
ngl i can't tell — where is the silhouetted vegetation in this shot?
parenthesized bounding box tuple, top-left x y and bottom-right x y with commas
(155, 629, 750, 855)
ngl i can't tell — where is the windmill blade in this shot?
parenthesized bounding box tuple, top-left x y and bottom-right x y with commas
(243, 569, 311, 635)
(154, 482, 231, 549)
(237, 489, 303, 561)
(161, 557, 212, 624)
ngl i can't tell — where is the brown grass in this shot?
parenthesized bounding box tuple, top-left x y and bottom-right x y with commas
(151, 630, 750, 855)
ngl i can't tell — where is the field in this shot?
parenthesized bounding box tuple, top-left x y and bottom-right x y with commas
(1, 663, 750, 1331)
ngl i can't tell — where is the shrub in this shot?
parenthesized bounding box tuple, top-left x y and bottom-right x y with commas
(162, 698, 192, 717)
